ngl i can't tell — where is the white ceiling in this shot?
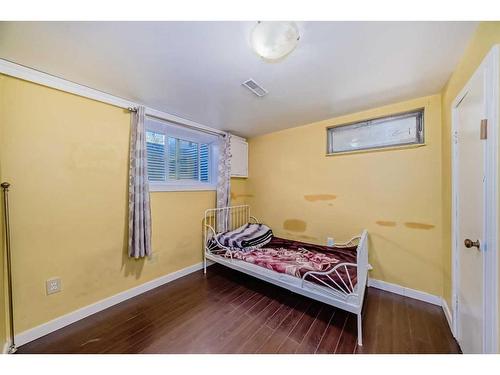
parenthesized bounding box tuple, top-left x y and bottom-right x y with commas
(0, 21, 477, 137)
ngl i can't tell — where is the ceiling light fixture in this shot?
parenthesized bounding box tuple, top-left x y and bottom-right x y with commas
(250, 21, 300, 62)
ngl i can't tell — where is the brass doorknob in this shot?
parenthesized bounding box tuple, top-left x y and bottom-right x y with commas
(464, 239, 480, 249)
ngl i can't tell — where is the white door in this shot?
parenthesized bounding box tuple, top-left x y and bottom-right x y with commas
(455, 69, 486, 354)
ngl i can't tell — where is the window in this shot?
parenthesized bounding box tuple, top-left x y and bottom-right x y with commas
(145, 118, 218, 191)
(327, 109, 424, 154)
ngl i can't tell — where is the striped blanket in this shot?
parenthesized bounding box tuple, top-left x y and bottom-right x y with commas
(215, 223, 273, 251)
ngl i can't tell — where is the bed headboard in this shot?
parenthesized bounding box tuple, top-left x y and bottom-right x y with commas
(204, 205, 256, 242)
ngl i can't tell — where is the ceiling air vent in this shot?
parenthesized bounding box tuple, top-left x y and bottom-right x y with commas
(242, 79, 268, 97)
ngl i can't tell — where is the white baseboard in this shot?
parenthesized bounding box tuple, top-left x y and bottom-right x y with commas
(2, 341, 9, 354)
(368, 278, 456, 336)
(15, 261, 208, 347)
(368, 278, 442, 306)
(441, 298, 455, 337)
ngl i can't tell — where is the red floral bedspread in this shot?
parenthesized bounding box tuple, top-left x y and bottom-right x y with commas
(215, 236, 358, 290)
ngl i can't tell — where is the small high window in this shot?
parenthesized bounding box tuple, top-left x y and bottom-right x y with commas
(327, 109, 424, 154)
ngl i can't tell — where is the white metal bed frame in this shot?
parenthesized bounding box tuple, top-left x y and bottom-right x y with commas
(203, 205, 370, 346)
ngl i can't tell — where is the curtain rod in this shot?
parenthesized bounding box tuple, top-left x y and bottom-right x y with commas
(127, 106, 228, 137)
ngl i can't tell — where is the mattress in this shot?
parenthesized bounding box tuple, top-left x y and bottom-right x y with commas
(211, 236, 358, 289)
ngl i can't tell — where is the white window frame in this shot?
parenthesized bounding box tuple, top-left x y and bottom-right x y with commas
(326, 109, 425, 155)
(145, 118, 219, 192)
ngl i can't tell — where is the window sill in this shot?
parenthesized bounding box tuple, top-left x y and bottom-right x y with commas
(149, 184, 217, 192)
(326, 143, 426, 157)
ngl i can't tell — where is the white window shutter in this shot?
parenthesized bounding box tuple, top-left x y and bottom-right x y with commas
(146, 131, 166, 182)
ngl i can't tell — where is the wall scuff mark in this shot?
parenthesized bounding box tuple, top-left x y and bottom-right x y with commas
(376, 220, 397, 227)
(230, 192, 254, 200)
(304, 194, 337, 202)
(283, 219, 307, 232)
(404, 222, 435, 230)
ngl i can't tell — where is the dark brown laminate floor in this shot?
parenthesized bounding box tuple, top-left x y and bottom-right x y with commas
(17, 264, 460, 354)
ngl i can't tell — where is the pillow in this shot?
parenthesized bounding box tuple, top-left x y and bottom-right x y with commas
(216, 223, 273, 251)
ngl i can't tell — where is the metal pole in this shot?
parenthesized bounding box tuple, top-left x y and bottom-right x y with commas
(1, 182, 16, 354)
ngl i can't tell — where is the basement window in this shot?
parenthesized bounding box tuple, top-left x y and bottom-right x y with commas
(326, 109, 424, 154)
(145, 118, 218, 191)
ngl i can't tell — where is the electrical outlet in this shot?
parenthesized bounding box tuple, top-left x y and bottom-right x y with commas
(46, 277, 61, 295)
(327, 237, 335, 247)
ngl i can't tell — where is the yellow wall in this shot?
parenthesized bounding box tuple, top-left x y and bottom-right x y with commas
(0, 74, 220, 333)
(245, 95, 444, 297)
(440, 21, 500, 348)
(230, 177, 253, 206)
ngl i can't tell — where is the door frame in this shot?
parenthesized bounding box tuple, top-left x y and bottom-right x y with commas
(451, 45, 499, 353)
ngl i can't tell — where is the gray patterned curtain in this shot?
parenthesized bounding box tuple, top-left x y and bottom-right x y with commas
(216, 134, 232, 232)
(128, 106, 152, 258)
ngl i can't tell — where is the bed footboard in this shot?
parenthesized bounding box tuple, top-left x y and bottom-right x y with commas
(355, 230, 369, 346)
(301, 230, 369, 346)
(300, 231, 368, 299)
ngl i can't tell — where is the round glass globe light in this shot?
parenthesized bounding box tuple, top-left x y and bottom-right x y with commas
(250, 21, 300, 61)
